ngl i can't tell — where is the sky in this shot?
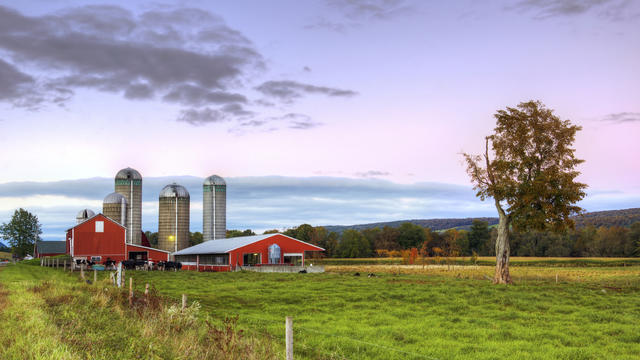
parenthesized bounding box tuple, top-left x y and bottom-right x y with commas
(0, 0, 638, 240)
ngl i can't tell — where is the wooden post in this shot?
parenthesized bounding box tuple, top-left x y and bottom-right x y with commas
(80, 266, 84, 279)
(63, 261, 66, 272)
(145, 283, 149, 296)
(129, 277, 133, 305)
(182, 294, 187, 310)
(56, 258, 59, 268)
(555, 274, 558, 284)
(286, 316, 293, 360)
(94, 269, 97, 284)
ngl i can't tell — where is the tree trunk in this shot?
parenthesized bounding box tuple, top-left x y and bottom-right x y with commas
(494, 207, 512, 284)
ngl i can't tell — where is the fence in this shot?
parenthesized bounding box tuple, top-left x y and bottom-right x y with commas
(40, 258, 442, 360)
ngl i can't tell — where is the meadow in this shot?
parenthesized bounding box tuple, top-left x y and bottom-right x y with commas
(1, 261, 639, 359)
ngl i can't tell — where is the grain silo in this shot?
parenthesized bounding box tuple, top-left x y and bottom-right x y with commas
(103, 192, 127, 226)
(158, 183, 190, 253)
(76, 209, 95, 224)
(115, 167, 142, 245)
(203, 175, 226, 240)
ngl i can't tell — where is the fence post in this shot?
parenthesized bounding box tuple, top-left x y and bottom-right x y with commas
(80, 266, 85, 280)
(556, 274, 558, 284)
(94, 269, 97, 284)
(182, 294, 187, 310)
(129, 277, 133, 306)
(63, 261, 66, 272)
(145, 283, 149, 296)
(56, 258, 59, 268)
(286, 316, 293, 360)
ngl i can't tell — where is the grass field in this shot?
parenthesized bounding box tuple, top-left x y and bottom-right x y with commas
(2, 262, 639, 359)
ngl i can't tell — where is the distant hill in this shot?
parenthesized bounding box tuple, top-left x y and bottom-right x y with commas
(323, 208, 640, 233)
(0, 241, 9, 252)
(573, 208, 640, 228)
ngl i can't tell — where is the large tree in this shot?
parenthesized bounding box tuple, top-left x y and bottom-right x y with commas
(464, 101, 587, 284)
(0, 208, 42, 257)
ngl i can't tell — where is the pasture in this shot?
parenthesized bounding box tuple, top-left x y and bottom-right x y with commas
(1, 262, 639, 359)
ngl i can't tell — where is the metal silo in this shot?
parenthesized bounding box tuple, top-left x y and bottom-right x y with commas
(76, 209, 95, 224)
(115, 167, 142, 244)
(203, 175, 226, 240)
(103, 192, 127, 226)
(158, 183, 190, 253)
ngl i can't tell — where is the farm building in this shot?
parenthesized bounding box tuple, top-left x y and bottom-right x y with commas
(66, 213, 170, 263)
(172, 233, 324, 271)
(34, 241, 66, 258)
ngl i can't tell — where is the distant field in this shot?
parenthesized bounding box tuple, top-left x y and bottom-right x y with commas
(3, 262, 639, 359)
(312, 256, 640, 267)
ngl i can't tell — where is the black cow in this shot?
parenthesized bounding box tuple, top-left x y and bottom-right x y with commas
(122, 259, 136, 270)
(159, 261, 182, 271)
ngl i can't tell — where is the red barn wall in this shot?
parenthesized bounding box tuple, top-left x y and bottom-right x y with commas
(70, 214, 127, 261)
(229, 234, 323, 267)
(126, 244, 170, 262)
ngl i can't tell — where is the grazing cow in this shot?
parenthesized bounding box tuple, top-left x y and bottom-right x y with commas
(122, 259, 136, 270)
(161, 261, 182, 271)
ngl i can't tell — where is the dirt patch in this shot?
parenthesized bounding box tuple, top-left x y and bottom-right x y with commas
(30, 281, 53, 294)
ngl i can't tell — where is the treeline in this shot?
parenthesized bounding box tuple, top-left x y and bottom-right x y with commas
(143, 220, 640, 258)
(278, 221, 640, 258)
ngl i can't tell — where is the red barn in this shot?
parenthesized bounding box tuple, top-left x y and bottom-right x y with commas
(66, 213, 169, 263)
(173, 233, 324, 271)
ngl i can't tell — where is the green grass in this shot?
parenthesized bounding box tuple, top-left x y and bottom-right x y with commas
(4, 263, 640, 359)
(124, 265, 639, 360)
(0, 264, 277, 360)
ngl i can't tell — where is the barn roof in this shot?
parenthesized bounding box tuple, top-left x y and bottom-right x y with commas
(172, 233, 324, 256)
(36, 241, 66, 254)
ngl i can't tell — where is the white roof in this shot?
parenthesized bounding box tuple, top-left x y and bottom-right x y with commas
(172, 233, 324, 256)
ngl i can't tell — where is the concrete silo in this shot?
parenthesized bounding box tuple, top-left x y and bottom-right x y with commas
(158, 183, 190, 253)
(115, 167, 142, 244)
(103, 192, 127, 226)
(203, 175, 226, 240)
(76, 209, 95, 224)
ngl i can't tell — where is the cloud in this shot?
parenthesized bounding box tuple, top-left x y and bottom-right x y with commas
(1, 175, 637, 240)
(0, 5, 357, 132)
(0, 175, 494, 239)
(510, 0, 639, 21)
(355, 170, 391, 178)
(255, 80, 357, 103)
(306, 0, 414, 31)
(601, 112, 640, 123)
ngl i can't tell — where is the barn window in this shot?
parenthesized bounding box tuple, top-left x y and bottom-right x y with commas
(243, 253, 261, 266)
(95, 221, 104, 232)
(199, 254, 229, 265)
(91, 256, 101, 262)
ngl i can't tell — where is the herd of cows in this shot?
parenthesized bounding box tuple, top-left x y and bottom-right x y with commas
(73, 258, 183, 271)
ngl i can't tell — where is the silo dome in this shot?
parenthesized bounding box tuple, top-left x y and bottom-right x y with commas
(76, 209, 95, 224)
(204, 175, 226, 186)
(103, 192, 127, 204)
(159, 183, 190, 198)
(115, 167, 142, 180)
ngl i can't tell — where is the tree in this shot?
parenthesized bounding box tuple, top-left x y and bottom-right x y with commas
(189, 231, 204, 247)
(397, 223, 426, 249)
(0, 208, 42, 257)
(337, 230, 371, 258)
(263, 229, 280, 234)
(464, 101, 586, 284)
(468, 220, 490, 254)
(226, 229, 255, 238)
